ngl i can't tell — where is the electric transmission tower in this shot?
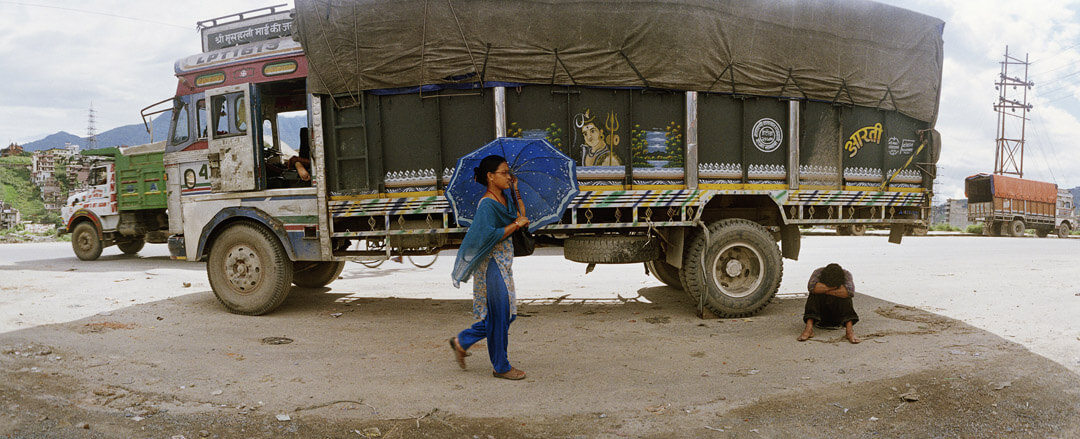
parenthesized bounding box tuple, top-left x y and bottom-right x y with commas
(86, 102, 98, 150)
(993, 46, 1033, 178)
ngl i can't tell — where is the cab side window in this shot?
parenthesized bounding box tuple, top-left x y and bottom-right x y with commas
(88, 167, 108, 186)
(211, 92, 248, 138)
(197, 100, 208, 139)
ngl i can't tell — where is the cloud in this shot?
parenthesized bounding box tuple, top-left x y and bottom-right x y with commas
(0, 0, 292, 144)
(882, 0, 1080, 198)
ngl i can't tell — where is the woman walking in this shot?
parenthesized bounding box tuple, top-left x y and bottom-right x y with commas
(450, 155, 530, 380)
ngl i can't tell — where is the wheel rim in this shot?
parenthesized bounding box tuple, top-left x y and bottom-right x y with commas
(709, 242, 764, 298)
(223, 244, 262, 294)
(76, 231, 93, 252)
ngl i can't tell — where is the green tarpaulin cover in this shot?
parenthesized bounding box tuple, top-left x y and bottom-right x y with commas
(294, 0, 943, 123)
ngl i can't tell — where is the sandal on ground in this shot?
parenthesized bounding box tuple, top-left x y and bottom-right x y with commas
(449, 337, 470, 370)
(492, 367, 526, 380)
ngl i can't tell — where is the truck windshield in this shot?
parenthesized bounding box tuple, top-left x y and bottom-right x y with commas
(170, 99, 190, 146)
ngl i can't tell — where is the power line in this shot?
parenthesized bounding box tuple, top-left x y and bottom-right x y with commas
(0, 1, 190, 29)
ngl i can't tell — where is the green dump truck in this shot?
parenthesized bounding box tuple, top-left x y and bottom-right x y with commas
(61, 142, 170, 260)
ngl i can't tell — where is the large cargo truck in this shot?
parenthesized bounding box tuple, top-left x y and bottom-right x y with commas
(157, 1, 943, 316)
(965, 173, 1075, 238)
(61, 142, 170, 260)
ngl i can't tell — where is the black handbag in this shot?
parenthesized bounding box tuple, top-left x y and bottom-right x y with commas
(512, 227, 535, 257)
(510, 190, 535, 257)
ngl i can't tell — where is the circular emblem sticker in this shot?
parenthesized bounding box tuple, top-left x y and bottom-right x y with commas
(751, 118, 783, 153)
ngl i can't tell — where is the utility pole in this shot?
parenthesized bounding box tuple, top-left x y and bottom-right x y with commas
(993, 46, 1033, 178)
(86, 102, 98, 150)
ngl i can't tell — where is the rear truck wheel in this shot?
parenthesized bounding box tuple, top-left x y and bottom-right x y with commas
(1008, 219, 1025, 237)
(682, 219, 782, 318)
(71, 222, 103, 261)
(835, 225, 852, 236)
(1035, 228, 1050, 238)
(1058, 223, 1071, 239)
(116, 237, 146, 255)
(645, 259, 684, 291)
(851, 224, 867, 235)
(564, 235, 661, 264)
(906, 225, 928, 236)
(292, 261, 345, 288)
(207, 223, 294, 315)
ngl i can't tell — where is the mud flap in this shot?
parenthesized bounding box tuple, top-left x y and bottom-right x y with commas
(889, 224, 905, 244)
(780, 225, 800, 260)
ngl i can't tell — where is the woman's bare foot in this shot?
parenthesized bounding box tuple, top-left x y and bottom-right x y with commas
(845, 331, 861, 344)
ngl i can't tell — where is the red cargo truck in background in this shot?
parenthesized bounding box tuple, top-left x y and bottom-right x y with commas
(966, 173, 1075, 238)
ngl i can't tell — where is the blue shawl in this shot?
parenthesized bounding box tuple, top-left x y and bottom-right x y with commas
(452, 193, 518, 288)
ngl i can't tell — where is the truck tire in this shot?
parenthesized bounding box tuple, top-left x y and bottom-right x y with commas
(1059, 223, 1071, 239)
(835, 225, 852, 236)
(1008, 219, 1025, 237)
(71, 222, 103, 261)
(292, 261, 345, 288)
(117, 237, 146, 255)
(645, 259, 684, 291)
(851, 224, 867, 236)
(207, 223, 293, 315)
(682, 219, 781, 318)
(564, 235, 660, 264)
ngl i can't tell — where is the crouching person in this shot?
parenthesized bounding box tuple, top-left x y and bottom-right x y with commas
(798, 263, 861, 344)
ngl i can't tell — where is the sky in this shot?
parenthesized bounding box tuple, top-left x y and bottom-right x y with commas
(2, 0, 1080, 199)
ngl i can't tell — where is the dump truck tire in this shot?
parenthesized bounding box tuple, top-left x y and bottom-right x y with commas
(207, 223, 293, 315)
(645, 259, 684, 291)
(564, 235, 660, 264)
(117, 237, 145, 255)
(1058, 223, 1071, 239)
(682, 219, 781, 318)
(292, 261, 345, 288)
(72, 222, 103, 261)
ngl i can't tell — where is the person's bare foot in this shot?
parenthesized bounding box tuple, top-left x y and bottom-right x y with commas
(846, 332, 861, 344)
(797, 328, 813, 341)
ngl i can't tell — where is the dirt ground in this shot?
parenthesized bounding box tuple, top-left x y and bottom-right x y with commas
(2, 283, 1080, 438)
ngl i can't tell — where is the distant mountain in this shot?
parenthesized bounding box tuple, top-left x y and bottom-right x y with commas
(21, 132, 86, 151)
(18, 113, 306, 153)
(21, 113, 171, 152)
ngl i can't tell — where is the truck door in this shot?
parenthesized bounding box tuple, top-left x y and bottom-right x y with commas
(205, 84, 261, 192)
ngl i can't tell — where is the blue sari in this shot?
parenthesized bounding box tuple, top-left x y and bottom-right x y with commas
(451, 194, 518, 319)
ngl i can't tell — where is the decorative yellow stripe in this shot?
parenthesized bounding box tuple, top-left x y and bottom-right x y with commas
(578, 185, 626, 191)
(698, 183, 745, 190)
(743, 183, 789, 190)
(629, 184, 687, 190)
(330, 190, 442, 202)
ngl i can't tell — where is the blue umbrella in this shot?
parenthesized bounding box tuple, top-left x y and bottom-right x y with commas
(446, 137, 578, 232)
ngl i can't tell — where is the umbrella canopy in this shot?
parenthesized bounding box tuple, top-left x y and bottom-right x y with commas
(446, 138, 578, 232)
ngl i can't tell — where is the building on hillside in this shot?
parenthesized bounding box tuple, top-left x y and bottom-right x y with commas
(0, 201, 20, 229)
(31, 143, 91, 210)
(2, 143, 24, 157)
(944, 198, 969, 230)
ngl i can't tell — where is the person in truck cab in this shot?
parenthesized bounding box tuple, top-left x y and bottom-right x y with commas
(798, 263, 861, 344)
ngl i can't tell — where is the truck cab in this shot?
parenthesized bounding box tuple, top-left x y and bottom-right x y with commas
(62, 143, 169, 260)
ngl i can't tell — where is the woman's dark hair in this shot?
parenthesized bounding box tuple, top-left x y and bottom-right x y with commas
(820, 263, 845, 288)
(473, 155, 507, 186)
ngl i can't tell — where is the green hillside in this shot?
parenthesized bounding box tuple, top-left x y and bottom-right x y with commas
(0, 155, 58, 225)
